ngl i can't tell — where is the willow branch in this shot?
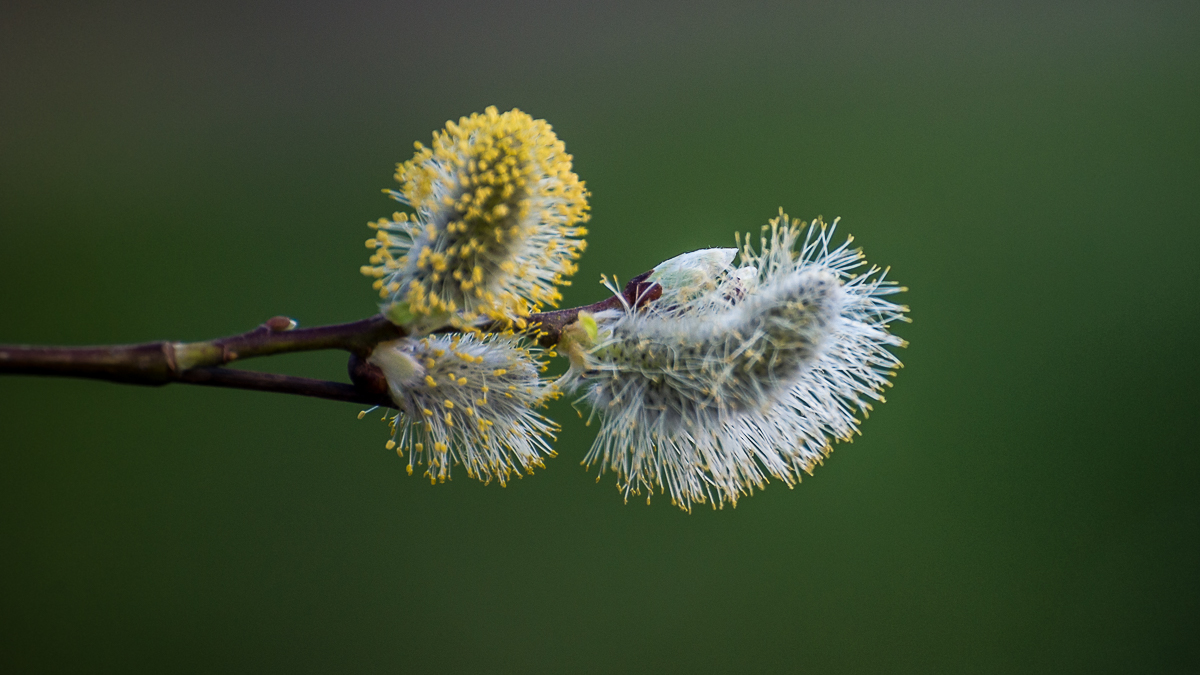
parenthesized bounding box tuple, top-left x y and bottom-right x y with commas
(0, 315, 403, 408)
(0, 272, 661, 408)
(491, 269, 660, 348)
(179, 367, 394, 407)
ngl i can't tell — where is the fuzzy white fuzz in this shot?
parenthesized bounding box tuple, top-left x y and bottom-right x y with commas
(368, 333, 559, 485)
(562, 210, 908, 510)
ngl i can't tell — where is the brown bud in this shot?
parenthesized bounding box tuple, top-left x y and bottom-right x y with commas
(264, 316, 298, 332)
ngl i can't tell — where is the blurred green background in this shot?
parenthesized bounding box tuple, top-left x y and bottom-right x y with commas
(2, 1, 1198, 672)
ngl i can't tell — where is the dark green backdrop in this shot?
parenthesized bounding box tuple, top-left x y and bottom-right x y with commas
(2, 1, 1198, 672)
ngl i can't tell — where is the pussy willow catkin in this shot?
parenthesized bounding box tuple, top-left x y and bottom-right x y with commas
(561, 211, 907, 510)
(368, 333, 559, 485)
(362, 107, 589, 331)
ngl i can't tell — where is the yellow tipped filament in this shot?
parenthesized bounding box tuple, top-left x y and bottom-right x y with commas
(363, 106, 589, 328)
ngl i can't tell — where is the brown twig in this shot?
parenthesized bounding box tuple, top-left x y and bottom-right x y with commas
(0, 273, 661, 408)
(521, 269, 661, 347)
(179, 367, 393, 407)
(0, 316, 404, 408)
(0, 315, 401, 383)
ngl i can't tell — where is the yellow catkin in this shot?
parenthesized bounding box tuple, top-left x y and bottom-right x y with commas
(367, 333, 557, 486)
(363, 107, 590, 329)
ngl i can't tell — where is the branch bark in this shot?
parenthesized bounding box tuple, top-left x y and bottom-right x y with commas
(0, 272, 661, 408)
(0, 317, 402, 408)
(179, 367, 393, 407)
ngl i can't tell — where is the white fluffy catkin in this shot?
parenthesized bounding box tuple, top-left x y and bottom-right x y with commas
(368, 333, 559, 485)
(562, 211, 908, 510)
